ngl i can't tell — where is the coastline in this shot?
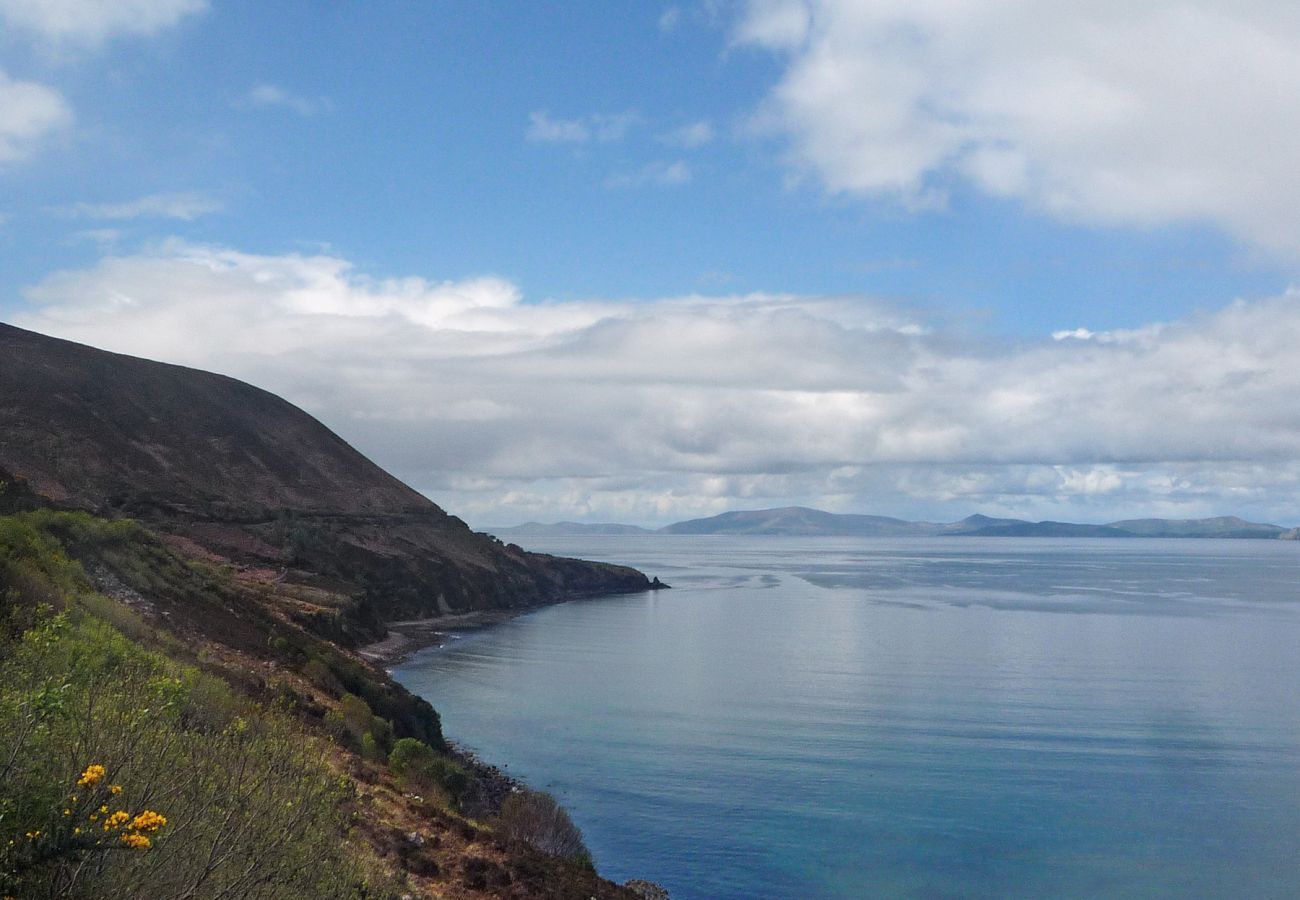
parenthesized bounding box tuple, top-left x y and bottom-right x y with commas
(357, 609, 526, 667)
(359, 581, 669, 667)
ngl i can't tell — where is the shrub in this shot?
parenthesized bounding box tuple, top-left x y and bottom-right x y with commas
(302, 658, 344, 696)
(327, 692, 395, 759)
(387, 738, 471, 807)
(495, 790, 591, 864)
(0, 610, 395, 898)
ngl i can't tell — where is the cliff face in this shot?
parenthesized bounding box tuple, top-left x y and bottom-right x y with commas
(0, 323, 650, 639)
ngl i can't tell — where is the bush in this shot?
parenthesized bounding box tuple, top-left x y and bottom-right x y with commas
(326, 693, 394, 759)
(387, 738, 471, 807)
(495, 790, 591, 864)
(0, 610, 396, 898)
(302, 658, 344, 697)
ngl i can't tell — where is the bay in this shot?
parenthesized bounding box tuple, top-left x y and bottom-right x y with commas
(391, 536, 1300, 899)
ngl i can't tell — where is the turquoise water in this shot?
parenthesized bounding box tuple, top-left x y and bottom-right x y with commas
(391, 537, 1300, 898)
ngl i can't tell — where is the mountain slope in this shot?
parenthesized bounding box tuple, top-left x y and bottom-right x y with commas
(646, 507, 1291, 538)
(1106, 516, 1285, 538)
(946, 519, 1134, 538)
(0, 324, 652, 640)
(660, 506, 942, 536)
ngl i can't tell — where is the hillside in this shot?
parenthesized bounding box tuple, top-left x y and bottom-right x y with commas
(1106, 516, 1286, 538)
(661, 506, 940, 536)
(0, 324, 654, 643)
(0, 509, 651, 898)
(0, 322, 668, 897)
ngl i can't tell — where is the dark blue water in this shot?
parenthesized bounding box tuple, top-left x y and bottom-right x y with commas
(392, 537, 1300, 898)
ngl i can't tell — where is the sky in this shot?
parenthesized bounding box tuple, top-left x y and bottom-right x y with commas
(3, 0, 1300, 527)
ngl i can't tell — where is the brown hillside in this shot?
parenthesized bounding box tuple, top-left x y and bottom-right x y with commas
(0, 323, 652, 641)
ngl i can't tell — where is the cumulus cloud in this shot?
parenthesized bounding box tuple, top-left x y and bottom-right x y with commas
(13, 243, 1300, 525)
(734, 0, 1300, 257)
(0, 71, 72, 163)
(0, 0, 205, 45)
(62, 191, 222, 221)
(239, 84, 331, 117)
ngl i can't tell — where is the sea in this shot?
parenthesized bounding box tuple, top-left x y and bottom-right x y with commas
(391, 536, 1300, 899)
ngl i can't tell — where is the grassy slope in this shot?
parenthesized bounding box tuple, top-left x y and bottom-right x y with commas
(0, 511, 641, 900)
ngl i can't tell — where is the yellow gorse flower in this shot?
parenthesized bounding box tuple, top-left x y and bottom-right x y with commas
(120, 833, 151, 850)
(102, 811, 130, 831)
(129, 810, 167, 832)
(76, 764, 106, 788)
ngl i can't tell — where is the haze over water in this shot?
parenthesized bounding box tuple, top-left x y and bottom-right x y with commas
(393, 536, 1300, 899)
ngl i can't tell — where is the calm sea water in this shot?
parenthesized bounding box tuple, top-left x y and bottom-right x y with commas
(392, 537, 1300, 899)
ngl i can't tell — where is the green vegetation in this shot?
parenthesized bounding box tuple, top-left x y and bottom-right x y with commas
(388, 738, 472, 809)
(0, 512, 401, 898)
(0, 509, 628, 899)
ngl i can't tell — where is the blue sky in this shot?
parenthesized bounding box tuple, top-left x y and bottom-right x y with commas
(4, 1, 1300, 526)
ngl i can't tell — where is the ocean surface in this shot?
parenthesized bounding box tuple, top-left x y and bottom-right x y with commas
(391, 536, 1300, 899)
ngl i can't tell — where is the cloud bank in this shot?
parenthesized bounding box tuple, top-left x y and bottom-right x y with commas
(734, 0, 1300, 257)
(13, 242, 1300, 526)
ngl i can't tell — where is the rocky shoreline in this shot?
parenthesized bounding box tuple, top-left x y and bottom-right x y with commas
(357, 609, 526, 667)
(359, 579, 670, 667)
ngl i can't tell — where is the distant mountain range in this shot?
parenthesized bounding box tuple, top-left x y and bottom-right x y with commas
(486, 507, 1299, 540)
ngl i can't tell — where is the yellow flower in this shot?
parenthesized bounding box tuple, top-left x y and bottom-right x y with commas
(129, 810, 167, 833)
(98, 805, 108, 814)
(109, 785, 122, 795)
(120, 833, 151, 850)
(76, 764, 106, 788)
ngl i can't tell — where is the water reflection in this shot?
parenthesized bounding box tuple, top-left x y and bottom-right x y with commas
(394, 537, 1300, 899)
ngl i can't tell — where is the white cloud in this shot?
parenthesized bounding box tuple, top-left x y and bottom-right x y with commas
(527, 110, 639, 144)
(0, 71, 72, 163)
(0, 0, 205, 45)
(527, 111, 589, 143)
(659, 7, 682, 33)
(660, 120, 714, 148)
(240, 84, 331, 117)
(605, 160, 692, 189)
(15, 244, 1300, 526)
(734, 0, 1300, 257)
(1052, 328, 1095, 342)
(62, 191, 222, 221)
